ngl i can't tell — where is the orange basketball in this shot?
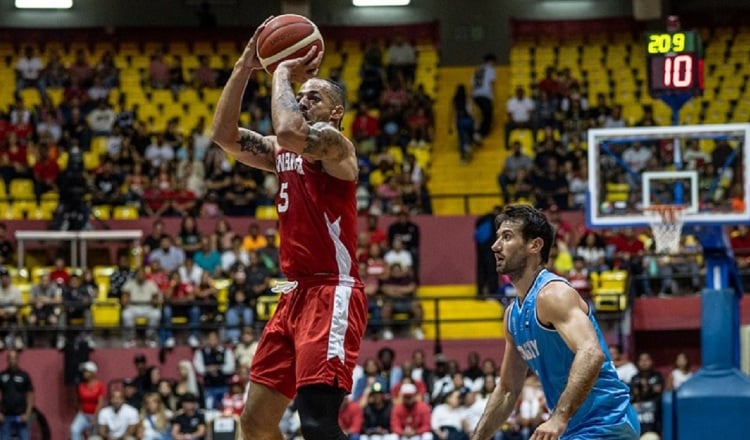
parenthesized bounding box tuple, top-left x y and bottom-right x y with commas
(256, 14, 325, 75)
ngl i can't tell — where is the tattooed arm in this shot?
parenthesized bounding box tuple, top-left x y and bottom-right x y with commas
(211, 21, 277, 172)
(272, 65, 357, 181)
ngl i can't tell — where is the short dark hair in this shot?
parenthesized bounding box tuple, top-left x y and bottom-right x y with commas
(494, 204, 555, 263)
(321, 78, 346, 111)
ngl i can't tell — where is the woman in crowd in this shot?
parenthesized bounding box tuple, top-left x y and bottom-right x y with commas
(70, 361, 106, 440)
(137, 392, 174, 440)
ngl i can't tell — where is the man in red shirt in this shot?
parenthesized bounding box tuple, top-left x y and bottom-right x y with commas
(390, 384, 432, 440)
(32, 144, 59, 202)
(338, 398, 363, 440)
(731, 225, 750, 285)
(351, 102, 380, 155)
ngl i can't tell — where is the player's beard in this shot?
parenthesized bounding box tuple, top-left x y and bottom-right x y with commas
(496, 252, 527, 280)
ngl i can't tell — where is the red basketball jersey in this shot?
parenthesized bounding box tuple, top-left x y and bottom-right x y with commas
(273, 148, 361, 283)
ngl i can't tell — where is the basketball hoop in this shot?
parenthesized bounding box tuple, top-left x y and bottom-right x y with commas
(643, 205, 687, 254)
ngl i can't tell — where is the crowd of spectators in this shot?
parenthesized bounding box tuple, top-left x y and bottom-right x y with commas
(345, 346, 687, 439)
(497, 66, 744, 214)
(0, 201, 425, 349)
(65, 334, 255, 440)
(2, 37, 435, 226)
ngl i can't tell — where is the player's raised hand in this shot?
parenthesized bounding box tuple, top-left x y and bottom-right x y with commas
(276, 45, 324, 83)
(238, 16, 274, 70)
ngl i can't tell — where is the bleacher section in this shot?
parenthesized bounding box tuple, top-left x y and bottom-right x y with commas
(418, 284, 504, 339)
(427, 66, 510, 215)
(0, 31, 441, 219)
(509, 26, 750, 125)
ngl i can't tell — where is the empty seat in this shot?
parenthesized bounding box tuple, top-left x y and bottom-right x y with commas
(112, 206, 139, 220)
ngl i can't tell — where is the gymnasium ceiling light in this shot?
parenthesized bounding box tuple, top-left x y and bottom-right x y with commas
(353, 0, 411, 6)
(15, 0, 73, 9)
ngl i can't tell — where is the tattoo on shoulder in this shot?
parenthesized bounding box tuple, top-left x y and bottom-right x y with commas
(238, 133, 272, 155)
(303, 122, 347, 160)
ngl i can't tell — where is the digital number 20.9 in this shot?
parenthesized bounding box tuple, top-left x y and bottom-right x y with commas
(663, 54, 693, 87)
(648, 33, 686, 54)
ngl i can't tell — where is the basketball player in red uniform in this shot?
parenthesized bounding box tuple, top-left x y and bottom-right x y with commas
(212, 18, 367, 440)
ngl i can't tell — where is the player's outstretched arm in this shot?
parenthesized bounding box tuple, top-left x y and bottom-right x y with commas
(471, 307, 528, 440)
(533, 283, 606, 438)
(211, 18, 277, 172)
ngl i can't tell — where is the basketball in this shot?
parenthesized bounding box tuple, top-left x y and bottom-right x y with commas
(256, 14, 325, 74)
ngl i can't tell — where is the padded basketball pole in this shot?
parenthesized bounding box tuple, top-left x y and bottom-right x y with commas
(661, 92, 693, 203)
(659, 93, 750, 440)
(662, 225, 750, 440)
(692, 225, 743, 369)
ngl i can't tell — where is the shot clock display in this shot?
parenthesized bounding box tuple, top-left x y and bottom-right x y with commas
(646, 30, 704, 96)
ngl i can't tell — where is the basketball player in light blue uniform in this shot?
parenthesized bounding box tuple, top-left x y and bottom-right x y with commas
(472, 205, 639, 440)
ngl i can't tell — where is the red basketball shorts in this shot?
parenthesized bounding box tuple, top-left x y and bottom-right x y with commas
(250, 280, 367, 399)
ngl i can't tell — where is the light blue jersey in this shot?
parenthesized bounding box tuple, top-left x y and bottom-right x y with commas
(507, 269, 639, 439)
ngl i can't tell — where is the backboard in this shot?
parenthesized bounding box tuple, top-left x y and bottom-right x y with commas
(586, 123, 750, 228)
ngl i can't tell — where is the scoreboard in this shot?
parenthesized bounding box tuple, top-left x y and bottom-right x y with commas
(646, 30, 704, 96)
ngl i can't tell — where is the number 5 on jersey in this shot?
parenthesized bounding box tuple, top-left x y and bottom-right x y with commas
(278, 182, 289, 213)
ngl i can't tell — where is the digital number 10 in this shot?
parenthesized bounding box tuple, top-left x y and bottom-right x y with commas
(664, 54, 693, 87)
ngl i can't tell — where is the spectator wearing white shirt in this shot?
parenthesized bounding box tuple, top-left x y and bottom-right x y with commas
(386, 36, 417, 85)
(86, 100, 117, 136)
(622, 142, 652, 172)
(191, 120, 212, 161)
(178, 256, 204, 286)
(517, 376, 548, 440)
(221, 236, 250, 275)
(383, 238, 414, 275)
(472, 53, 497, 142)
(603, 104, 627, 128)
(431, 390, 469, 440)
(609, 345, 639, 384)
(15, 46, 45, 93)
(148, 236, 186, 273)
(120, 267, 162, 348)
(36, 111, 63, 144)
(87, 76, 110, 102)
(144, 133, 175, 170)
(622, 142, 652, 187)
(0, 268, 23, 350)
(505, 85, 535, 149)
(89, 390, 139, 440)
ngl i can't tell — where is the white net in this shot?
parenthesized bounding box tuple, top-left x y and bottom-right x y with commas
(644, 205, 686, 254)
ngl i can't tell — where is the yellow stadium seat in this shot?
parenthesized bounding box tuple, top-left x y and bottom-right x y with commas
(592, 270, 629, 312)
(255, 205, 278, 220)
(112, 205, 139, 220)
(256, 295, 280, 321)
(150, 89, 174, 105)
(57, 152, 69, 169)
(91, 136, 108, 157)
(605, 183, 630, 203)
(91, 205, 112, 220)
(19, 88, 41, 108)
(92, 300, 121, 327)
(509, 129, 534, 156)
(0, 203, 10, 220)
(31, 267, 52, 284)
(83, 151, 101, 171)
(9, 179, 34, 198)
(18, 283, 31, 317)
(0, 180, 6, 198)
(11, 202, 35, 220)
(387, 146, 404, 165)
(28, 206, 52, 221)
(46, 88, 64, 107)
